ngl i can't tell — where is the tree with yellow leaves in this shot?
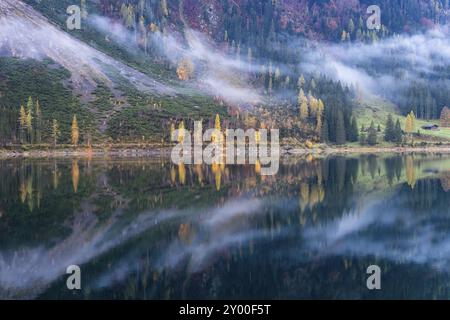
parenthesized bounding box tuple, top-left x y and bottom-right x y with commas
(405, 111, 416, 133)
(212, 114, 222, 144)
(309, 95, 319, 117)
(71, 115, 79, 146)
(72, 159, 79, 193)
(316, 99, 325, 132)
(18, 105, 27, 144)
(298, 89, 309, 119)
(178, 121, 185, 143)
(26, 96, 33, 143)
(177, 58, 194, 81)
(215, 114, 221, 132)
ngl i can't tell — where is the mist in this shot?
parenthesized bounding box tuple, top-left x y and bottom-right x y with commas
(300, 27, 450, 99)
(0, 0, 176, 101)
(89, 14, 265, 105)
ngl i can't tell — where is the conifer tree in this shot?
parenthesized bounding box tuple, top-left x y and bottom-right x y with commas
(440, 106, 450, 127)
(71, 115, 79, 146)
(298, 89, 308, 120)
(309, 96, 319, 117)
(349, 117, 359, 142)
(367, 121, 378, 145)
(215, 114, 221, 132)
(348, 19, 355, 34)
(178, 121, 185, 143)
(335, 111, 346, 144)
(35, 99, 42, 144)
(26, 97, 33, 143)
(315, 99, 325, 134)
(384, 114, 395, 142)
(320, 119, 329, 142)
(52, 119, 60, 147)
(394, 119, 403, 144)
(19, 105, 27, 144)
(297, 75, 305, 89)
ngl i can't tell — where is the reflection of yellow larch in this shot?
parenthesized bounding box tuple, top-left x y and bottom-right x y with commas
(300, 182, 310, 204)
(212, 163, 221, 191)
(255, 159, 261, 174)
(71, 115, 79, 146)
(178, 223, 194, 245)
(19, 182, 26, 204)
(405, 156, 416, 189)
(72, 160, 79, 193)
(178, 163, 186, 185)
(309, 185, 319, 207)
(318, 185, 325, 202)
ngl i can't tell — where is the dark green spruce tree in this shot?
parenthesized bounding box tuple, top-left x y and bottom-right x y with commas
(384, 114, 395, 142)
(367, 121, 378, 146)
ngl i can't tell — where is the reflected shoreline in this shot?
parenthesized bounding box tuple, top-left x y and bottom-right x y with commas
(1, 145, 450, 159)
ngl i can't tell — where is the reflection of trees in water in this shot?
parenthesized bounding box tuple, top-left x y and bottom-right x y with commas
(384, 156, 403, 186)
(441, 171, 450, 192)
(0, 159, 101, 249)
(1, 155, 449, 299)
(406, 155, 416, 189)
(402, 178, 450, 212)
(72, 159, 79, 193)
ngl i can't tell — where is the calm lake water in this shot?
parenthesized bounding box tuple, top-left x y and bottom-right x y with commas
(0, 154, 449, 299)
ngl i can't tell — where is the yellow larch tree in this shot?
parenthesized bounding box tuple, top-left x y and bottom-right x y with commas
(71, 115, 79, 146)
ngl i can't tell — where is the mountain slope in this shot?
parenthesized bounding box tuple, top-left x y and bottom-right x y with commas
(0, 0, 226, 143)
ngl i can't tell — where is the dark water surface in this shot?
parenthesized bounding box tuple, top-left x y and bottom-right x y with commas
(0, 154, 449, 299)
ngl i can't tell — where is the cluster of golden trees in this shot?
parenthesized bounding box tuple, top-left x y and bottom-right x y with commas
(49, 115, 79, 147)
(297, 89, 325, 133)
(17, 97, 81, 146)
(18, 97, 42, 144)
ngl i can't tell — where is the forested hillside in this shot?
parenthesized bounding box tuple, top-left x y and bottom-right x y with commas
(0, 0, 449, 147)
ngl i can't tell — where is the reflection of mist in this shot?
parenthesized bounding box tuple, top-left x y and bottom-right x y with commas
(0, 205, 183, 299)
(91, 198, 267, 289)
(301, 192, 450, 270)
(0, 195, 265, 298)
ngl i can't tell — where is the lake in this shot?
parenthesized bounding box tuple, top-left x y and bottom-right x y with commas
(0, 154, 449, 299)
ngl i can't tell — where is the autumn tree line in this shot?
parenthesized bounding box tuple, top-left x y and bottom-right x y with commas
(1, 97, 81, 147)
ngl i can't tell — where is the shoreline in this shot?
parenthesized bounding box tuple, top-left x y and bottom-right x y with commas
(1, 145, 450, 158)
